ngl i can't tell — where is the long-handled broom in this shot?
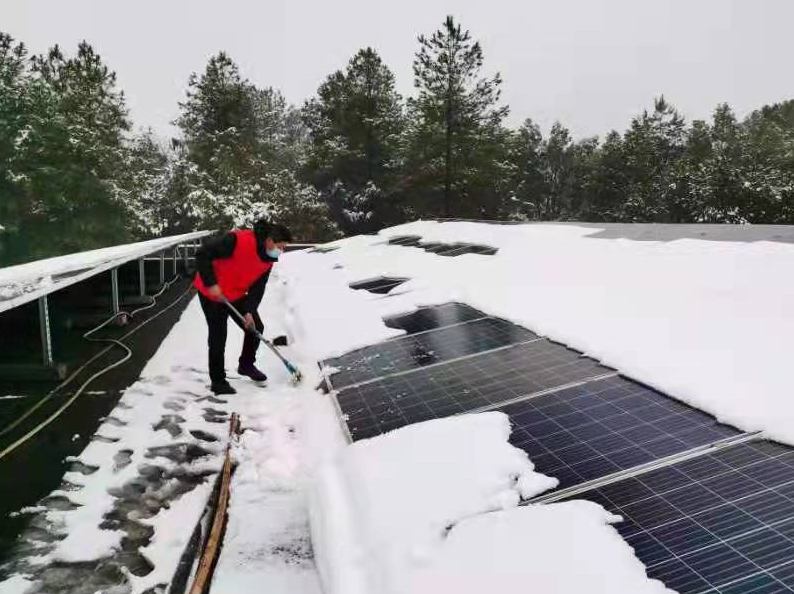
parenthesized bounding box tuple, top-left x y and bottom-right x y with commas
(221, 297, 303, 385)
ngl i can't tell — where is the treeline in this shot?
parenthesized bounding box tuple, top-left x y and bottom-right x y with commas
(2, 17, 794, 265)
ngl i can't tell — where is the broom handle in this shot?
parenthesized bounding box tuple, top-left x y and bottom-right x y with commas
(220, 297, 295, 370)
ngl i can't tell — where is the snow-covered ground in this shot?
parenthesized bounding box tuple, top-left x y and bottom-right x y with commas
(5, 220, 791, 594)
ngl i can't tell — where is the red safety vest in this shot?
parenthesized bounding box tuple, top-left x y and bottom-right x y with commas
(194, 230, 273, 302)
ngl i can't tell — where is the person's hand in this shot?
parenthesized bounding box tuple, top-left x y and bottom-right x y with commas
(243, 313, 255, 330)
(208, 284, 223, 299)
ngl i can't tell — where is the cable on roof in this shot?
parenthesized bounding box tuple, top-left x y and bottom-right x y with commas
(0, 275, 192, 461)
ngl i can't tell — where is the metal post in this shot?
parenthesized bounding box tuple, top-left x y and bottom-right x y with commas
(38, 296, 54, 367)
(182, 244, 189, 273)
(173, 247, 178, 277)
(111, 268, 120, 314)
(138, 258, 146, 296)
(159, 251, 166, 286)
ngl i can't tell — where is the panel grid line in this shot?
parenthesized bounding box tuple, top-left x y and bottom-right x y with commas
(501, 375, 743, 491)
(325, 317, 540, 389)
(336, 339, 611, 441)
(559, 441, 794, 593)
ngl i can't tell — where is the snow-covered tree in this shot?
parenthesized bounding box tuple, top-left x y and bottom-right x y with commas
(174, 52, 339, 240)
(303, 47, 404, 233)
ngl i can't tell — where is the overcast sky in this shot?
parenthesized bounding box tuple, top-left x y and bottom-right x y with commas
(4, 0, 793, 140)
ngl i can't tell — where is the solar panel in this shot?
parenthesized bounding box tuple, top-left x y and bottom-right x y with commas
(335, 339, 611, 440)
(383, 303, 486, 335)
(464, 244, 499, 255)
(387, 235, 422, 246)
(385, 236, 498, 256)
(501, 376, 741, 490)
(419, 242, 448, 253)
(439, 244, 500, 257)
(326, 317, 537, 388)
(349, 277, 409, 295)
(560, 440, 794, 593)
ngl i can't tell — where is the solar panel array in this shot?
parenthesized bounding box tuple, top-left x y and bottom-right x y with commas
(324, 301, 792, 592)
(349, 276, 409, 295)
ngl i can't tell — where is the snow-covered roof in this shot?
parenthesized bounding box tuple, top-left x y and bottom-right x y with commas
(5, 220, 794, 594)
(287, 220, 794, 593)
(0, 231, 212, 314)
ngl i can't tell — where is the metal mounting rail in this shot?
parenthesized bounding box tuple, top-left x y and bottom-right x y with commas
(528, 431, 765, 505)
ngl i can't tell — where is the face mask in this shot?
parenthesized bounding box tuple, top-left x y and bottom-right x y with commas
(267, 247, 283, 260)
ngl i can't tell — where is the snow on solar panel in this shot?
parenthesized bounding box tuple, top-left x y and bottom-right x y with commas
(558, 439, 794, 593)
(383, 303, 487, 335)
(349, 277, 409, 294)
(334, 338, 612, 440)
(326, 317, 537, 389)
(500, 375, 742, 490)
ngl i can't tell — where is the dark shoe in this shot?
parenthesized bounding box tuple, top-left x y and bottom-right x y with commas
(211, 380, 237, 395)
(237, 363, 268, 383)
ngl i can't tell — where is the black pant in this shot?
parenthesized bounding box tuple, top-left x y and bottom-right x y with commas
(199, 294, 264, 384)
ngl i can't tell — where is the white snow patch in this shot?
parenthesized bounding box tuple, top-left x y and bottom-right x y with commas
(0, 575, 34, 594)
(309, 413, 560, 594)
(129, 480, 213, 593)
(404, 501, 674, 594)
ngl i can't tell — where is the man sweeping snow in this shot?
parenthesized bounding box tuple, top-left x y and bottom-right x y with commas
(194, 220, 292, 395)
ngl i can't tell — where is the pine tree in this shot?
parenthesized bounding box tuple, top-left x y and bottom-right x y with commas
(0, 38, 132, 264)
(175, 52, 340, 238)
(621, 96, 687, 222)
(303, 48, 403, 233)
(508, 119, 547, 220)
(0, 33, 29, 263)
(408, 16, 509, 218)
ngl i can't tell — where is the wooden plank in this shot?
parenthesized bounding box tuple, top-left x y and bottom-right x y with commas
(187, 413, 240, 594)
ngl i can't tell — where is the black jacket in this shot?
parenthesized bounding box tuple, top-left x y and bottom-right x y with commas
(195, 229, 277, 314)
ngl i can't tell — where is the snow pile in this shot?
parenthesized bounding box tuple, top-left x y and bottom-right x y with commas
(309, 412, 674, 594)
(309, 413, 556, 594)
(404, 501, 673, 594)
(286, 221, 794, 445)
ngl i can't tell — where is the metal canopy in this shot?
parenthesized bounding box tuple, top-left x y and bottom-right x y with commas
(0, 231, 212, 315)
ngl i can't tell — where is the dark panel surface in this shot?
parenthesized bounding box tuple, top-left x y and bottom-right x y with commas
(387, 236, 422, 246)
(561, 440, 794, 593)
(383, 303, 486, 335)
(349, 277, 409, 295)
(502, 376, 741, 490)
(336, 339, 611, 440)
(327, 317, 537, 388)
